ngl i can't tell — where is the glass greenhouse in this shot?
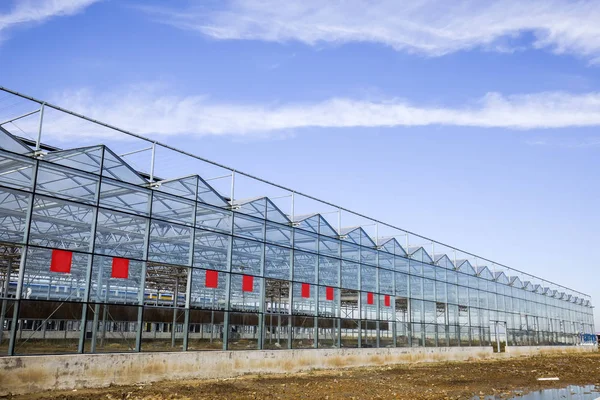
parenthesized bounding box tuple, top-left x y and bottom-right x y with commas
(0, 87, 594, 356)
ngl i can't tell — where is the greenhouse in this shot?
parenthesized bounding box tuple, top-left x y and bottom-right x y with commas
(0, 87, 595, 356)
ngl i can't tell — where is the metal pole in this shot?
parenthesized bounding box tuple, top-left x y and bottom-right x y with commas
(35, 103, 45, 151)
(230, 170, 236, 204)
(0, 258, 12, 344)
(291, 191, 295, 222)
(171, 276, 179, 348)
(495, 321, 500, 352)
(149, 142, 156, 183)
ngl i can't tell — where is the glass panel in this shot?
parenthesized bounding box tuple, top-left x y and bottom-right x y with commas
(293, 250, 316, 284)
(187, 309, 225, 350)
(341, 260, 359, 290)
(43, 146, 102, 174)
(196, 203, 231, 233)
(35, 162, 98, 204)
(151, 192, 195, 226)
(294, 229, 317, 252)
(318, 256, 339, 287)
(341, 242, 360, 262)
(29, 195, 94, 251)
(141, 307, 186, 352)
(102, 148, 146, 184)
(190, 268, 227, 310)
(360, 265, 376, 292)
(193, 230, 230, 271)
(229, 274, 262, 313)
(148, 220, 192, 266)
(233, 214, 264, 241)
(264, 244, 290, 280)
(395, 272, 408, 297)
(292, 282, 316, 316)
(99, 178, 150, 216)
(21, 247, 90, 302)
(410, 276, 423, 299)
(83, 304, 139, 353)
(379, 269, 393, 295)
(319, 236, 339, 257)
(265, 222, 292, 247)
(0, 187, 30, 244)
(95, 209, 147, 260)
(360, 247, 377, 266)
(15, 300, 82, 354)
(318, 285, 339, 317)
(231, 238, 262, 276)
(89, 255, 143, 305)
(0, 150, 35, 190)
(0, 127, 32, 154)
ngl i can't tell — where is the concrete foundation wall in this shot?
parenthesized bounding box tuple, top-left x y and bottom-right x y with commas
(0, 345, 595, 396)
(504, 345, 597, 356)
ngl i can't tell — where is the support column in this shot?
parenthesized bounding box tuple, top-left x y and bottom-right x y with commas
(8, 159, 39, 356)
(0, 258, 13, 346)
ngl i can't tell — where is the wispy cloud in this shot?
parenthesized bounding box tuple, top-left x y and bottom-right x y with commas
(0, 0, 99, 43)
(526, 137, 600, 148)
(18, 84, 600, 140)
(139, 0, 600, 63)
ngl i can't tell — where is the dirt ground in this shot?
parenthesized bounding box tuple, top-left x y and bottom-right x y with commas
(8, 351, 600, 400)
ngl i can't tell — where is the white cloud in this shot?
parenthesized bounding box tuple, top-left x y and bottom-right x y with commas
(140, 0, 600, 62)
(23, 85, 600, 140)
(0, 0, 98, 42)
(526, 137, 600, 148)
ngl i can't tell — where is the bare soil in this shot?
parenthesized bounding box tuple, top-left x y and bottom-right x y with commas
(9, 351, 600, 400)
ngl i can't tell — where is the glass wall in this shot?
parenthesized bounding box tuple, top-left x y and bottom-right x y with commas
(0, 130, 594, 356)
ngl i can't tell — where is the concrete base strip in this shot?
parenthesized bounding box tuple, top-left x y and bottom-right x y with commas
(0, 345, 595, 396)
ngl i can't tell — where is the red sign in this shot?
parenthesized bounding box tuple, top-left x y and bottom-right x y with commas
(50, 249, 72, 273)
(367, 292, 374, 305)
(301, 283, 310, 298)
(242, 275, 254, 292)
(111, 257, 129, 279)
(384, 295, 391, 307)
(326, 286, 334, 301)
(205, 270, 219, 288)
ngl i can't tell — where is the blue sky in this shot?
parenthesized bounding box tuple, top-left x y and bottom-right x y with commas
(1, 0, 599, 327)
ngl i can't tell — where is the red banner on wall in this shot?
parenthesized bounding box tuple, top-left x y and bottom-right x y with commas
(50, 249, 72, 273)
(326, 286, 334, 301)
(242, 275, 254, 292)
(205, 270, 219, 288)
(367, 292, 374, 305)
(111, 257, 129, 279)
(301, 283, 310, 298)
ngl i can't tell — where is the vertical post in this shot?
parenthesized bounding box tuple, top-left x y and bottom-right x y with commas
(290, 191, 295, 222)
(0, 258, 12, 345)
(257, 205, 266, 350)
(183, 178, 198, 352)
(230, 171, 236, 204)
(375, 226, 380, 348)
(9, 158, 39, 355)
(149, 142, 156, 183)
(135, 189, 153, 352)
(35, 103, 45, 152)
(288, 210, 295, 350)
(171, 277, 179, 348)
(495, 321, 500, 353)
(79, 165, 102, 353)
(313, 248, 319, 349)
